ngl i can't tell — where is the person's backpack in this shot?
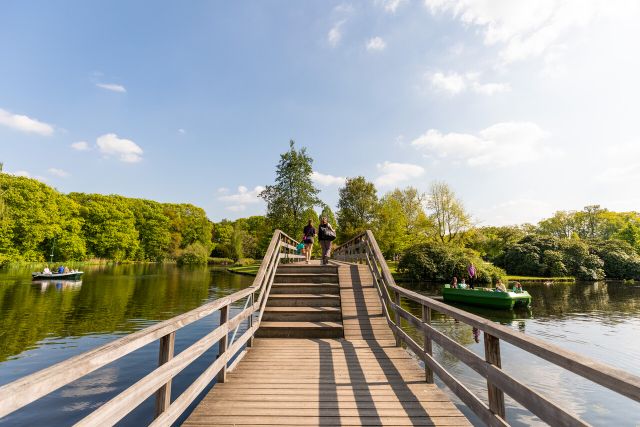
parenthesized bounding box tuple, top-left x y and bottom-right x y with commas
(322, 228, 336, 241)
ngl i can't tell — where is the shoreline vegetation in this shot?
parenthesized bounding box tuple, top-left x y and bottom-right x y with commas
(3, 142, 640, 281)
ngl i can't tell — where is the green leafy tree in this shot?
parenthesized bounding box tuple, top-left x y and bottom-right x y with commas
(427, 181, 471, 244)
(538, 211, 577, 238)
(374, 196, 407, 258)
(130, 200, 171, 261)
(468, 226, 526, 264)
(398, 242, 506, 285)
(69, 194, 139, 261)
(260, 140, 320, 237)
(337, 176, 378, 241)
(615, 222, 640, 253)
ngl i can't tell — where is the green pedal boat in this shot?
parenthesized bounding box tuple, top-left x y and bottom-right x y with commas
(442, 285, 532, 309)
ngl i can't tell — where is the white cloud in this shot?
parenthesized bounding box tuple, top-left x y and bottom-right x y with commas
(328, 21, 345, 47)
(96, 83, 126, 93)
(430, 72, 467, 94)
(47, 168, 69, 177)
(71, 141, 90, 151)
(311, 171, 346, 186)
(411, 122, 550, 167)
(375, 161, 425, 186)
(218, 186, 265, 211)
(423, 0, 623, 65)
(0, 108, 54, 136)
(96, 133, 143, 163)
(217, 187, 230, 194)
(178, 128, 186, 134)
(378, 0, 407, 13)
(429, 72, 510, 95)
(366, 37, 386, 51)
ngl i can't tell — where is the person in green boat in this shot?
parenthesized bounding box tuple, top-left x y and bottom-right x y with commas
(512, 282, 523, 293)
(495, 280, 507, 292)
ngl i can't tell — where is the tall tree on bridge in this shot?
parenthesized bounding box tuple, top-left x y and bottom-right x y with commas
(260, 140, 320, 237)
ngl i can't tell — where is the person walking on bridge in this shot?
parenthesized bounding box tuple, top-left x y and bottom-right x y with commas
(303, 219, 316, 264)
(318, 216, 336, 265)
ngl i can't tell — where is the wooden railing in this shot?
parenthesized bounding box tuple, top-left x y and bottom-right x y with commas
(0, 230, 303, 426)
(334, 230, 640, 427)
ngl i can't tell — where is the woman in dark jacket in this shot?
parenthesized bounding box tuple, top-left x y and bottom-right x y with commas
(318, 216, 335, 265)
(302, 220, 316, 264)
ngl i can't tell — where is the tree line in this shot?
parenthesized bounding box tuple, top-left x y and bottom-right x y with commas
(213, 141, 640, 282)
(4, 141, 640, 281)
(0, 172, 212, 265)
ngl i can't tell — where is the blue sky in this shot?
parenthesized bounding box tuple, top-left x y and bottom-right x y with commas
(2, 1, 639, 225)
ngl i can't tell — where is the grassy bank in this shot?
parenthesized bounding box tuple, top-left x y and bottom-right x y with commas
(2, 258, 156, 269)
(227, 264, 260, 276)
(507, 275, 575, 283)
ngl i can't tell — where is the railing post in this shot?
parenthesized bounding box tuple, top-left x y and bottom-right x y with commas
(217, 305, 229, 383)
(247, 293, 254, 348)
(484, 333, 505, 418)
(394, 290, 401, 347)
(154, 331, 175, 418)
(421, 305, 434, 383)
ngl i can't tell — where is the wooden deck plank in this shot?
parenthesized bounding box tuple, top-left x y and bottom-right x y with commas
(182, 263, 470, 427)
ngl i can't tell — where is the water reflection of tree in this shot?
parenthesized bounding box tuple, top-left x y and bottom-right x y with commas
(0, 265, 253, 361)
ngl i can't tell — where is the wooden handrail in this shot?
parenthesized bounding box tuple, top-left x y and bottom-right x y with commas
(0, 230, 302, 423)
(334, 230, 640, 427)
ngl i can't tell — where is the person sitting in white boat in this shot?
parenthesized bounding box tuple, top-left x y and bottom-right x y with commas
(63, 266, 70, 274)
(494, 280, 507, 292)
(43, 266, 52, 275)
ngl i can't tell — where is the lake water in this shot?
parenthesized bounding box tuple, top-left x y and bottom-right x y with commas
(402, 280, 640, 426)
(1, 265, 639, 426)
(0, 264, 255, 426)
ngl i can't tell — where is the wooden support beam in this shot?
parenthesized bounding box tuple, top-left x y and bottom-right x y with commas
(484, 333, 505, 418)
(393, 290, 401, 347)
(421, 305, 434, 384)
(154, 332, 176, 418)
(217, 305, 229, 383)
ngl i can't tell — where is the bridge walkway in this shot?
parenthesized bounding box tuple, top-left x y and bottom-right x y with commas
(183, 261, 470, 426)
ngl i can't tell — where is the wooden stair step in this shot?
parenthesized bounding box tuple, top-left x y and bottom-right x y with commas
(271, 283, 340, 294)
(277, 265, 338, 274)
(262, 306, 342, 322)
(274, 273, 339, 284)
(256, 321, 344, 339)
(266, 294, 341, 307)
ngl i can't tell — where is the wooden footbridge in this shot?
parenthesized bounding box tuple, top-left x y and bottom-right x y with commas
(1, 231, 640, 426)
